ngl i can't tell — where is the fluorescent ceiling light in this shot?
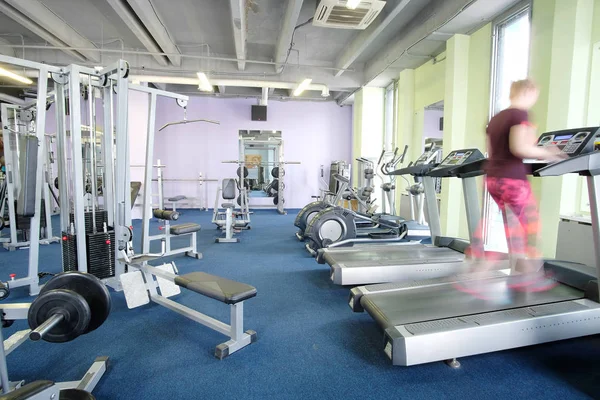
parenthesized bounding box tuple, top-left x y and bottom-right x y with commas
(0, 67, 33, 85)
(197, 72, 213, 92)
(94, 66, 103, 71)
(293, 78, 312, 97)
(346, 0, 361, 9)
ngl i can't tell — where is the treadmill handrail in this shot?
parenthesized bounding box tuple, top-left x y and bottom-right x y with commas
(389, 163, 439, 176)
(534, 151, 600, 177)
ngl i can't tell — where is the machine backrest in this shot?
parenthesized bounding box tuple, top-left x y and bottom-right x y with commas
(222, 179, 237, 200)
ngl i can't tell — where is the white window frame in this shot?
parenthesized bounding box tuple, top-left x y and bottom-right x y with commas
(483, 1, 532, 251)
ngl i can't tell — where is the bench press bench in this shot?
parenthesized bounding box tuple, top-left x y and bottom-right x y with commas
(120, 258, 257, 359)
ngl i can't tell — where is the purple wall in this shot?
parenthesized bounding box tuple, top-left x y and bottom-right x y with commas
(153, 96, 353, 209)
(423, 109, 444, 141)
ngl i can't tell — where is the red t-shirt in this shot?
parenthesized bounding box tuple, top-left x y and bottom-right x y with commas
(485, 108, 530, 180)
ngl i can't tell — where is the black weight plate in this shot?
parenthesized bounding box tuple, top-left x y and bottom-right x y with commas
(40, 271, 111, 334)
(59, 388, 96, 400)
(28, 289, 90, 343)
(271, 167, 279, 178)
(54, 177, 59, 189)
(237, 166, 248, 178)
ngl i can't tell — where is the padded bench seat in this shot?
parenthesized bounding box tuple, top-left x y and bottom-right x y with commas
(174, 272, 257, 304)
(0, 381, 55, 400)
(221, 202, 235, 209)
(168, 195, 187, 202)
(170, 223, 201, 235)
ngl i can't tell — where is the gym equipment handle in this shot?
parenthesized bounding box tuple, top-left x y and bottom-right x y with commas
(400, 145, 409, 163)
(377, 149, 385, 166)
(29, 314, 64, 341)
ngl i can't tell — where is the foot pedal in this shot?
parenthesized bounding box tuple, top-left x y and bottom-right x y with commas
(120, 271, 150, 309)
(155, 263, 181, 298)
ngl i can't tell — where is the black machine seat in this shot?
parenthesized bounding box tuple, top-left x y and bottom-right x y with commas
(174, 272, 257, 304)
(221, 203, 235, 209)
(168, 195, 186, 202)
(0, 381, 55, 400)
(170, 223, 201, 235)
(59, 389, 95, 400)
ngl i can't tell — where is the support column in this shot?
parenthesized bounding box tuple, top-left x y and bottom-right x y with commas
(395, 69, 415, 210)
(530, 0, 594, 257)
(440, 34, 470, 238)
(351, 87, 384, 187)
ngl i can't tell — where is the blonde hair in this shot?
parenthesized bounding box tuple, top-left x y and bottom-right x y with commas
(510, 79, 538, 99)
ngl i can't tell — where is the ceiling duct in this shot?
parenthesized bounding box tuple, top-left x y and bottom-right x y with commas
(313, 0, 386, 30)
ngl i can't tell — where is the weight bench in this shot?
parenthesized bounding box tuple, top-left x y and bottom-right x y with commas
(168, 195, 186, 212)
(145, 209, 202, 259)
(120, 262, 257, 358)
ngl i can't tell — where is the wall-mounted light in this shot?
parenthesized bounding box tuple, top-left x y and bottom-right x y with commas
(346, 0, 361, 9)
(0, 67, 32, 85)
(197, 72, 213, 92)
(293, 78, 312, 96)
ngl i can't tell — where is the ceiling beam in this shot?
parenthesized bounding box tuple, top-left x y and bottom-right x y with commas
(126, 0, 181, 66)
(228, 0, 247, 70)
(334, 0, 414, 77)
(363, 0, 475, 87)
(104, 0, 168, 67)
(273, 0, 304, 72)
(0, 2, 87, 62)
(5, 0, 100, 62)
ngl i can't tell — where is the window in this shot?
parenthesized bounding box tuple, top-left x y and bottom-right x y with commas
(484, 4, 532, 252)
(384, 82, 395, 152)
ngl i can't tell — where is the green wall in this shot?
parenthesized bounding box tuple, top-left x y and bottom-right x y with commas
(414, 52, 446, 110)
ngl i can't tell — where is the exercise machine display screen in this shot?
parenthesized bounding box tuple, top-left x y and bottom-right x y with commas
(439, 150, 474, 166)
(536, 127, 600, 155)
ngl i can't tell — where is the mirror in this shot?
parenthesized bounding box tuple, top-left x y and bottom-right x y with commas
(245, 145, 275, 197)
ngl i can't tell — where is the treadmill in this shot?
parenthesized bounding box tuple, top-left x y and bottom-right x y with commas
(348, 126, 600, 367)
(316, 148, 490, 286)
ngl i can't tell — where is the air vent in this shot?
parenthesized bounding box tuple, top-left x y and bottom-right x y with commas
(313, 0, 386, 30)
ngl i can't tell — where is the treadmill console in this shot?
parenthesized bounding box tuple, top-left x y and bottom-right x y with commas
(427, 149, 485, 178)
(414, 148, 442, 166)
(536, 127, 600, 156)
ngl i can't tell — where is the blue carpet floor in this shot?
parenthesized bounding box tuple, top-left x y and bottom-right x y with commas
(0, 209, 599, 399)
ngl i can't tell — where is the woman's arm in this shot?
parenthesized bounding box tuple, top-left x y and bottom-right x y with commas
(509, 124, 565, 160)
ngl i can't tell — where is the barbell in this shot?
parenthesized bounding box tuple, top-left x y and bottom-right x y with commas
(20, 271, 111, 343)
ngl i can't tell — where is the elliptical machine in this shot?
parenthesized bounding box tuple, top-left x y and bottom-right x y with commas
(302, 147, 409, 255)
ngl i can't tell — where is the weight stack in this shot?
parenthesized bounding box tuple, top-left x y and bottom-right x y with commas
(69, 210, 108, 234)
(86, 229, 115, 279)
(60, 228, 115, 280)
(61, 232, 78, 273)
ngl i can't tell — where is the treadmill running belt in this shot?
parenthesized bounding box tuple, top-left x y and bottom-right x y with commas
(324, 246, 464, 267)
(361, 278, 584, 330)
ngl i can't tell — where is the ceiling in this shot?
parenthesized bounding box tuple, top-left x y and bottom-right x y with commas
(0, 0, 523, 104)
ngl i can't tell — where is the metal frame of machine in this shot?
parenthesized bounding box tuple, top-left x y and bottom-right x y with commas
(0, 56, 64, 296)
